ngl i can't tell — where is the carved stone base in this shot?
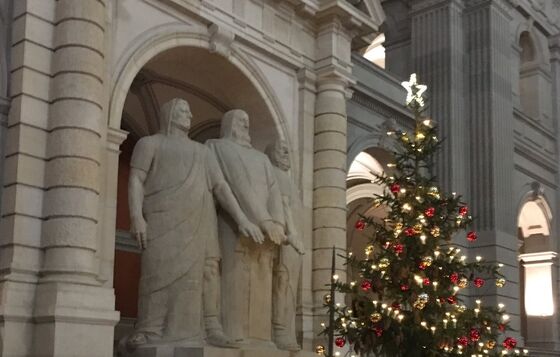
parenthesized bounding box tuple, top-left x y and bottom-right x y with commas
(120, 346, 316, 357)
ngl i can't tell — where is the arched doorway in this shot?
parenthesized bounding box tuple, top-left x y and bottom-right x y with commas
(517, 194, 557, 347)
(346, 149, 391, 282)
(108, 44, 286, 342)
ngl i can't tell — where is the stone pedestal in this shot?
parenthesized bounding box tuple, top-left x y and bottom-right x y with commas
(121, 346, 316, 357)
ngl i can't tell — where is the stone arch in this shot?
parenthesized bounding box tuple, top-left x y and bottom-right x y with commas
(347, 132, 394, 171)
(107, 23, 290, 153)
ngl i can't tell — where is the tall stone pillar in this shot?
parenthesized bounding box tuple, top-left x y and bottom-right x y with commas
(312, 68, 351, 345)
(410, 0, 468, 199)
(32, 1, 119, 356)
(464, 0, 520, 340)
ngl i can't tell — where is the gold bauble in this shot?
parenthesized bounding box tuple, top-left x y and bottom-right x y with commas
(496, 278, 506, 288)
(413, 300, 426, 310)
(413, 224, 423, 234)
(422, 256, 433, 267)
(486, 340, 496, 349)
(379, 258, 390, 269)
(315, 345, 326, 355)
(430, 227, 441, 237)
(456, 305, 467, 313)
(458, 277, 468, 289)
(365, 245, 374, 256)
(323, 293, 332, 305)
(395, 222, 404, 231)
(370, 312, 382, 323)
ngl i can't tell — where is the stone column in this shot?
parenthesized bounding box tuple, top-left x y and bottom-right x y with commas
(464, 0, 520, 340)
(549, 34, 560, 351)
(32, 1, 119, 356)
(312, 68, 350, 344)
(410, 0, 468, 199)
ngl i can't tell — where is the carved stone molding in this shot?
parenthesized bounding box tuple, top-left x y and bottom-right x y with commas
(208, 23, 235, 58)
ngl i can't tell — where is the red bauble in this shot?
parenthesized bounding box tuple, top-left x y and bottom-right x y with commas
(423, 278, 431, 286)
(467, 231, 478, 242)
(355, 219, 366, 231)
(400, 284, 409, 291)
(450, 273, 459, 284)
(498, 324, 506, 332)
(405, 227, 416, 237)
(447, 296, 457, 305)
(473, 277, 485, 288)
(335, 337, 346, 348)
(459, 206, 468, 216)
(418, 262, 427, 270)
(469, 328, 480, 342)
(393, 243, 404, 254)
(425, 207, 435, 217)
(374, 326, 383, 337)
(392, 302, 401, 310)
(502, 337, 517, 350)
(361, 280, 372, 291)
(456, 336, 468, 347)
(390, 183, 401, 194)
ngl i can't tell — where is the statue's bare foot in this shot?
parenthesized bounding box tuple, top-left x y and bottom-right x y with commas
(126, 332, 147, 350)
(206, 329, 240, 349)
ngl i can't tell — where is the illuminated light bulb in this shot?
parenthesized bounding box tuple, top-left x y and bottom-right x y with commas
(415, 196, 422, 201)
(422, 119, 431, 126)
(333, 274, 339, 281)
(498, 303, 505, 310)
(443, 319, 448, 328)
(420, 234, 427, 244)
(476, 256, 482, 262)
(474, 308, 480, 317)
(387, 163, 396, 168)
(514, 350, 520, 355)
(430, 326, 436, 334)
(350, 281, 356, 287)
(523, 349, 529, 354)
(452, 318, 457, 328)
(398, 314, 404, 321)
(499, 263, 504, 268)
(502, 351, 508, 355)
(433, 281, 438, 290)
(400, 188, 407, 194)
(336, 303, 341, 307)
(461, 255, 467, 262)
(476, 299, 481, 306)
(434, 251, 440, 258)
(381, 303, 387, 309)
(348, 252, 353, 257)
(335, 352, 340, 356)
(372, 300, 378, 307)
(502, 314, 510, 322)
(421, 321, 427, 328)
(402, 203, 412, 211)
(478, 343, 484, 347)
(387, 131, 394, 136)
(414, 275, 423, 285)
(416, 132, 426, 140)
(321, 322, 326, 327)
(453, 286, 460, 293)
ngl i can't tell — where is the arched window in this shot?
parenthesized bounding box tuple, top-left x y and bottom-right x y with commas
(517, 30, 552, 123)
(346, 151, 388, 282)
(517, 196, 556, 346)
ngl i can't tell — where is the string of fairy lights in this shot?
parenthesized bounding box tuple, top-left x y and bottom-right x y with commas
(316, 74, 529, 357)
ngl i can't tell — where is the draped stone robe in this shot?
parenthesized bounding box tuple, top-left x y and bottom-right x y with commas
(130, 134, 223, 344)
(207, 138, 284, 346)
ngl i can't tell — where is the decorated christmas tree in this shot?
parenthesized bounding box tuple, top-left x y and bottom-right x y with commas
(321, 74, 526, 357)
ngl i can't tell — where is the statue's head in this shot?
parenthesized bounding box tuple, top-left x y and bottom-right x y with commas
(220, 109, 251, 147)
(266, 139, 290, 171)
(159, 98, 192, 135)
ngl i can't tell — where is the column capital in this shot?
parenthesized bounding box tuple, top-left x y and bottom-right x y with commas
(315, 65, 356, 97)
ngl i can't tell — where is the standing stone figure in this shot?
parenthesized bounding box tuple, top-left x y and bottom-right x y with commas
(207, 110, 287, 347)
(126, 99, 262, 348)
(266, 139, 305, 351)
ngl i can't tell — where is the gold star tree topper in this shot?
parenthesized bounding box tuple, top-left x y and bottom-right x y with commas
(401, 73, 427, 109)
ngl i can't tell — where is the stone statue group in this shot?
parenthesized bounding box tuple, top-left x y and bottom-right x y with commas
(124, 98, 304, 353)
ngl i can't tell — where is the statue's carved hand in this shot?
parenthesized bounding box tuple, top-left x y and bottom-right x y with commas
(260, 221, 286, 245)
(239, 220, 264, 244)
(287, 234, 305, 255)
(131, 216, 148, 250)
